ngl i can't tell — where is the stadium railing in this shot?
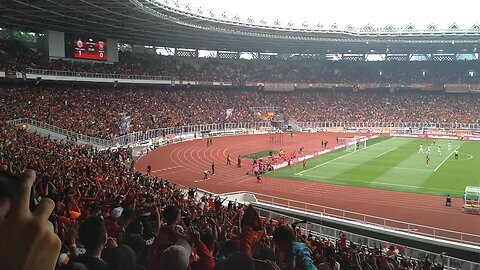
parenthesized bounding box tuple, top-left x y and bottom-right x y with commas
(7, 118, 112, 147)
(297, 121, 480, 130)
(7, 118, 273, 148)
(251, 192, 480, 247)
(111, 121, 273, 146)
(25, 68, 176, 81)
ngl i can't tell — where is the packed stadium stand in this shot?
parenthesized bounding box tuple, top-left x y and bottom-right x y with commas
(1, 86, 480, 139)
(2, 1, 480, 270)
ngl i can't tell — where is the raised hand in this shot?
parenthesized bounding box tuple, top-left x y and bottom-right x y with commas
(0, 169, 61, 270)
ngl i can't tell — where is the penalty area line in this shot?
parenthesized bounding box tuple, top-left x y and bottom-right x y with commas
(434, 146, 460, 172)
(376, 147, 398, 158)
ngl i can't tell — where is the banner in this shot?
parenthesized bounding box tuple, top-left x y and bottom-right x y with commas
(245, 82, 262, 87)
(422, 84, 444, 91)
(359, 83, 379, 89)
(5, 71, 16, 79)
(408, 83, 428, 89)
(316, 83, 338, 89)
(469, 84, 480, 93)
(295, 83, 312, 89)
(225, 109, 233, 119)
(264, 83, 294, 92)
(117, 114, 131, 136)
(445, 84, 470, 93)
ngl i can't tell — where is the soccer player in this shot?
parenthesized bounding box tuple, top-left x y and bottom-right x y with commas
(426, 145, 431, 155)
(426, 155, 430, 167)
(418, 144, 424, 154)
(446, 195, 452, 206)
(147, 164, 152, 176)
(454, 149, 459, 160)
(303, 159, 307, 170)
(433, 139, 436, 145)
(437, 146, 442, 156)
(448, 142, 452, 151)
(237, 155, 242, 168)
(226, 154, 231, 165)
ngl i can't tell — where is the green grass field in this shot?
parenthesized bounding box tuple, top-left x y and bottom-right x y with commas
(266, 137, 480, 197)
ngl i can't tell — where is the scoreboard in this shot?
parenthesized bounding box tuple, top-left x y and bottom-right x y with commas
(65, 34, 107, 61)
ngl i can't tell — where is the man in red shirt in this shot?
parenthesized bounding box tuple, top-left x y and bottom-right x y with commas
(339, 231, 347, 250)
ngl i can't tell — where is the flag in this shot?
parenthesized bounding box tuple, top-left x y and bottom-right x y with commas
(226, 109, 234, 119)
(117, 113, 131, 135)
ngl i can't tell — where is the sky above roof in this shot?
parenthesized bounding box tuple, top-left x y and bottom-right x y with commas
(179, 0, 479, 29)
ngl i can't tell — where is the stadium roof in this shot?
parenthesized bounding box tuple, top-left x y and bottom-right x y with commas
(2, 0, 480, 54)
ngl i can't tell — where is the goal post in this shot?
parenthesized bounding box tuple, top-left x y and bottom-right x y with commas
(345, 136, 367, 153)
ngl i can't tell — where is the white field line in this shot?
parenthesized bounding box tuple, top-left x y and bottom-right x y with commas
(297, 137, 395, 175)
(324, 161, 433, 172)
(434, 146, 460, 172)
(457, 153, 474, 161)
(376, 147, 398, 158)
(151, 165, 182, 173)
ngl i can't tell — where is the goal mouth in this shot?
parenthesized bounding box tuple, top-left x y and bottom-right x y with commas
(344, 136, 368, 152)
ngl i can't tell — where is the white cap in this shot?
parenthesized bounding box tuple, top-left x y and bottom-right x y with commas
(160, 239, 191, 270)
(111, 207, 124, 219)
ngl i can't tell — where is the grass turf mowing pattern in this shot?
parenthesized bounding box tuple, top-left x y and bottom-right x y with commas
(266, 137, 480, 197)
(242, 150, 279, 159)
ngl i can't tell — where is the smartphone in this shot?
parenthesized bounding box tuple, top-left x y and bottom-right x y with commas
(0, 171, 37, 211)
(0, 171, 16, 197)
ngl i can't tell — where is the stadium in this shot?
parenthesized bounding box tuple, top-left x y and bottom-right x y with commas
(1, 0, 480, 269)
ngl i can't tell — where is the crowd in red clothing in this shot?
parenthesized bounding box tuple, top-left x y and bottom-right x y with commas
(1, 85, 479, 139)
(250, 149, 300, 177)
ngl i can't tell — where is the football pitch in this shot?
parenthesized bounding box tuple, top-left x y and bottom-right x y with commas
(266, 137, 480, 197)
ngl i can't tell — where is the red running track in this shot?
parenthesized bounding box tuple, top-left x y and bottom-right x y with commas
(135, 133, 480, 243)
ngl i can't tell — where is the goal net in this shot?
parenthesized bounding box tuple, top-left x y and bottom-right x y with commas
(345, 136, 367, 153)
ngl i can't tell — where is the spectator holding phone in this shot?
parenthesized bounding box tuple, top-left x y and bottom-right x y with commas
(0, 166, 61, 270)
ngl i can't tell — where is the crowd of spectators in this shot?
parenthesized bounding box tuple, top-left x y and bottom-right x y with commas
(0, 122, 448, 270)
(1, 85, 480, 139)
(2, 40, 480, 84)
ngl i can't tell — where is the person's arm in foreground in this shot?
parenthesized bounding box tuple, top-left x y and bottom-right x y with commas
(190, 227, 215, 270)
(0, 165, 61, 270)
